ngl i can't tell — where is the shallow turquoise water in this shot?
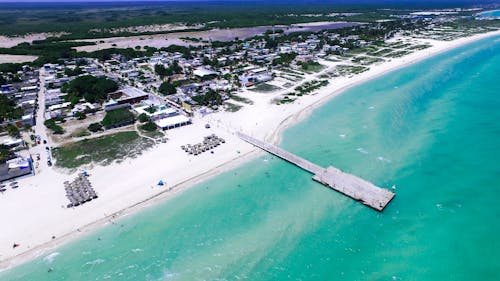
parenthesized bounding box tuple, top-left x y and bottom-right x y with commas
(477, 9, 500, 18)
(2, 35, 500, 280)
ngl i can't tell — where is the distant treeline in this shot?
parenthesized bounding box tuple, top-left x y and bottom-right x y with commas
(0, 37, 198, 71)
(0, 0, 465, 37)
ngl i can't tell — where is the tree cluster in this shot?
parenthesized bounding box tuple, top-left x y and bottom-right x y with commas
(154, 61, 183, 78)
(192, 89, 223, 106)
(0, 145, 15, 164)
(62, 75, 118, 104)
(44, 119, 64, 134)
(101, 108, 135, 128)
(158, 81, 177, 95)
(0, 95, 22, 122)
(272, 52, 297, 66)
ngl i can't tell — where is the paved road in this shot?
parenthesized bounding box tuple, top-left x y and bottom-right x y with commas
(30, 70, 52, 174)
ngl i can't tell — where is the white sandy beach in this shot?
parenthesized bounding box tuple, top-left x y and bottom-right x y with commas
(0, 29, 499, 271)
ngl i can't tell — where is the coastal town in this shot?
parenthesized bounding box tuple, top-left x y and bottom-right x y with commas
(0, 4, 499, 271)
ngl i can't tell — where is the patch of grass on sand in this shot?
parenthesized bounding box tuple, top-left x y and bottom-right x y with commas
(384, 50, 411, 58)
(225, 102, 243, 112)
(273, 96, 295, 105)
(141, 129, 166, 140)
(70, 128, 91, 138)
(300, 61, 326, 73)
(334, 65, 369, 76)
(229, 94, 254, 105)
(351, 56, 384, 65)
(250, 83, 281, 93)
(53, 131, 154, 169)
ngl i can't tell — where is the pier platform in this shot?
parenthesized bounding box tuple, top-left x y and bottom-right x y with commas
(237, 133, 394, 211)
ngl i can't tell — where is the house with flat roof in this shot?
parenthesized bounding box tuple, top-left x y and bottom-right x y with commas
(110, 87, 149, 105)
(193, 68, 218, 78)
(155, 115, 192, 130)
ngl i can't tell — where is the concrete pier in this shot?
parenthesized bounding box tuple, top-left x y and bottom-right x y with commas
(237, 133, 395, 211)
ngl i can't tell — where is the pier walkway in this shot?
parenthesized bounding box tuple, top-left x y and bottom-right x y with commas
(237, 133, 395, 211)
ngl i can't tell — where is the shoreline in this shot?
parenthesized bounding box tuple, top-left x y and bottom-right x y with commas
(1, 29, 499, 273)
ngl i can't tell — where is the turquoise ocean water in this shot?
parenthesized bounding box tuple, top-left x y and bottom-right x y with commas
(2, 35, 500, 280)
(477, 9, 500, 19)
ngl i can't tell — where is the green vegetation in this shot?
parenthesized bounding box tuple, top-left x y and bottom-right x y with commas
(158, 81, 177, 95)
(5, 124, 20, 137)
(70, 128, 91, 138)
(154, 61, 183, 78)
(351, 56, 384, 65)
(299, 61, 325, 73)
(406, 44, 432, 51)
(44, 119, 64, 134)
(74, 111, 87, 120)
(0, 2, 401, 37)
(367, 48, 393, 56)
(250, 83, 281, 93)
(140, 121, 157, 132)
(62, 75, 118, 104)
(80, 47, 155, 61)
(0, 95, 22, 122)
(64, 67, 83, 77)
(272, 53, 297, 66)
(101, 108, 135, 128)
(274, 96, 295, 105)
(180, 37, 201, 42)
(88, 122, 103, 132)
(0, 63, 24, 73)
(144, 106, 156, 114)
(384, 50, 411, 58)
(0, 144, 15, 164)
(137, 113, 150, 123)
(228, 93, 253, 105)
(192, 89, 223, 107)
(333, 65, 369, 76)
(224, 102, 243, 112)
(52, 131, 155, 168)
(294, 80, 329, 95)
(0, 40, 95, 66)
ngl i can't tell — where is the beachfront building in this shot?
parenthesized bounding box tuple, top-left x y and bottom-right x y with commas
(155, 115, 192, 130)
(0, 156, 33, 182)
(134, 104, 192, 130)
(110, 87, 149, 105)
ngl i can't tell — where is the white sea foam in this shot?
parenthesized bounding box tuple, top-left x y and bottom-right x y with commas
(339, 134, 346, 138)
(377, 156, 391, 163)
(131, 248, 143, 253)
(43, 252, 60, 264)
(85, 258, 105, 265)
(161, 270, 177, 280)
(356, 148, 369, 154)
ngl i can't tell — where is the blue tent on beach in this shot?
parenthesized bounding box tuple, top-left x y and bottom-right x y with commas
(157, 180, 165, 186)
